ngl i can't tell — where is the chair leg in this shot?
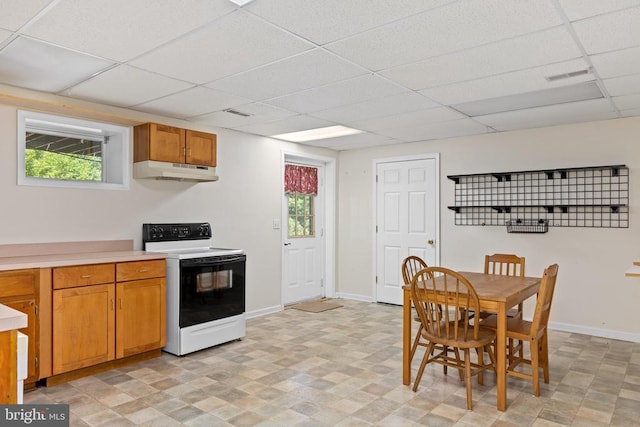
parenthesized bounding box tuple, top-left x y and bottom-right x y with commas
(541, 332, 550, 384)
(453, 347, 464, 380)
(410, 324, 423, 362)
(530, 338, 540, 397)
(464, 348, 473, 410)
(413, 342, 435, 392)
(476, 347, 484, 385)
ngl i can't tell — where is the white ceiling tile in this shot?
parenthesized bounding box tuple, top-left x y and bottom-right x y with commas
(473, 99, 616, 131)
(245, 0, 454, 45)
(188, 103, 296, 128)
(420, 59, 592, 105)
(0, 0, 52, 31)
(327, 0, 562, 71)
(572, 6, 640, 54)
(348, 107, 464, 133)
(63, 65, 193, 107)
(376, 118, 491, 142)
(602, 74, 640, 97)
(310, 92, 439, 123)
(23, 0, 236, 62)
(0, 36, 113, 92)
(380, 27, 582, 90)
(206, 49, 366, 101)
(590, 46, 640, 78)
(620, 107, 640, 117)
(130, 11, 313, 84)
(133, 87, 252, 119)
(265, 74, 405, 114)
(306, 133, 399, 151)
(558, 0, 640, 21)
(0, 28, 11, 44)
(612, 94, 640, 111)
(232, 115, 336, 136)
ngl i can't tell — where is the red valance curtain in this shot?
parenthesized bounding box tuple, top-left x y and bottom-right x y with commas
(284, 164, 318, 195)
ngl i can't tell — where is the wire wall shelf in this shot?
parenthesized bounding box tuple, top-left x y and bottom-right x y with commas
(448, 165, 629, 230)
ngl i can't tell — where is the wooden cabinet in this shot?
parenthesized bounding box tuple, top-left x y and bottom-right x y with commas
(115, 261, 166, 358)
(134, 123, 216, 167)
(52, 284, 115, 374)
(0, 269, 39, 386)
(52, 260, 166, 375)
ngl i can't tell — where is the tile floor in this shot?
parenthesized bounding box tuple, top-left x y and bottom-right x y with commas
(24, 299, 640, 426)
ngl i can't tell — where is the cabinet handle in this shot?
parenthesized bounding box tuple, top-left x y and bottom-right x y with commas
(81, 275, 91, 279)
(138, 268, 148, 273)
(111, 299, 114, 310)
(119, 298, 123, 310)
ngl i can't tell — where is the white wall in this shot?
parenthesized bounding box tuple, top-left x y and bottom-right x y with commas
(337, 117, 640, 342)
(0, 89, 337, 314)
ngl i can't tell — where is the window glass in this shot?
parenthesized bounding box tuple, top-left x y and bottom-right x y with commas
(287, 193, 315, 238)
(17, 110, 130, 190)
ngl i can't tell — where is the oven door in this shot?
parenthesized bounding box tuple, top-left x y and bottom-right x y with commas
(179, 254, 246, 328)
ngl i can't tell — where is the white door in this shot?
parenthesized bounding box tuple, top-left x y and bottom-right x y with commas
(282, 163, 324, 305)
(376, 157, 438, 305)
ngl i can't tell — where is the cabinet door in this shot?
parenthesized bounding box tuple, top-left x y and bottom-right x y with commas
(2, 300, 37, 384)
(52, 284, 115, 374)
(116, 278, 166, 359)
(149, 124, 186, 163)
(185, 130, 216, 167)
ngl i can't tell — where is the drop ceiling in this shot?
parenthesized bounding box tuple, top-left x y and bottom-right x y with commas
(1, 0, 639, 150)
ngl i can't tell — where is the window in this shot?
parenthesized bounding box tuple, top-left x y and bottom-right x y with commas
(17, 110, 130, 190)
(288, 193, 315, 237)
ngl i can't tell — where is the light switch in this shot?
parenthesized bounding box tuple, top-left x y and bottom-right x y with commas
(272, 219, 281, 229)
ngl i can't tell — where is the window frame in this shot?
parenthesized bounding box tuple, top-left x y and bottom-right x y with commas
(287, 192, 316, 238)
(17, 110, 131, 190)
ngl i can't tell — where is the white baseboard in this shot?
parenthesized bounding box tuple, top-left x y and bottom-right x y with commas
(246, 305, 282, 319)
(335, 292, 375, 303)
(548, 321, 640, 343)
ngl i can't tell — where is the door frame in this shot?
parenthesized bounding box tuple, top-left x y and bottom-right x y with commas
(372, 153, 441, 302)
(281, 151, 336, 305)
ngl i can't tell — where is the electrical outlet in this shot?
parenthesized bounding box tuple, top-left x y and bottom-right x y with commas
(272, 219, 281, 229)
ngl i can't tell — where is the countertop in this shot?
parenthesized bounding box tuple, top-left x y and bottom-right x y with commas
(0, 250, 167, 271)
(0, 303, 28, 332)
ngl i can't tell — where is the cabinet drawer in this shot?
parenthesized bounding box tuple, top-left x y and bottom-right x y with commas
(0, 269, 37, 298)
(53, 264, 115, 289)
(116, 260, 165, 282)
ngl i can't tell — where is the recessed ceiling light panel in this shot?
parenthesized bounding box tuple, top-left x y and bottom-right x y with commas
(228, 0, 254, 6)
(452, 81, 604, 117)
(272, 125, 364, 142)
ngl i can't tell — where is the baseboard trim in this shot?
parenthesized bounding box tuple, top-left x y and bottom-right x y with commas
(548, 321, 640, 343)
(335, 293, 375, 303)
(246, 305, 282, 319)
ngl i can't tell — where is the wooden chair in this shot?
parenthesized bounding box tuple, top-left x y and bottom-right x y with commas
(484, 253, 526, 319)
(401, 256, 428, 362)
(481, 264, 559, 396)
(411, 267, 496, 410)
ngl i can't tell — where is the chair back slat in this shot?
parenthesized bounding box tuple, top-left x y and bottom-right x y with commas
(402, 256, 428, 285)
(484, 253, 525, 277)
(529, 264, 559, 335)
(411, 267, 480, 342)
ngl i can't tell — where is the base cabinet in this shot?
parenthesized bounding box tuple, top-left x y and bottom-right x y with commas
(52, 261, 166, 376)
(52, 284, 115, 374)
(0, 269, 39, 386)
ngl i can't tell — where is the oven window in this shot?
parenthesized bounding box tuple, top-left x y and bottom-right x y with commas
(179, 256, 245, 328)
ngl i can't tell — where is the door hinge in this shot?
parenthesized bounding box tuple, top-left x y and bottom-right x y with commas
(375, 276, 378, 283)
(321, 279, 324, 288)
(35, 305, 38, 316)
(375, 225, 378, 233)
(376, 175, 378, 182)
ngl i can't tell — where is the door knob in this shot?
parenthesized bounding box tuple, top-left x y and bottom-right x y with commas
(427, 240, 434, 245)
(284, 243, 291, 246)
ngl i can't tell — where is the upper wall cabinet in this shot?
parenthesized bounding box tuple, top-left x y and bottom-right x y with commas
(133, 123, 216, 167)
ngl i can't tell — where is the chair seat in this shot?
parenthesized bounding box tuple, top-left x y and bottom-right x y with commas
(480, 314, 543, 341)
(422, 325, 496, 349)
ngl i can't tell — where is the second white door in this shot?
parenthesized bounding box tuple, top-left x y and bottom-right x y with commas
(376, 157, 438, 305)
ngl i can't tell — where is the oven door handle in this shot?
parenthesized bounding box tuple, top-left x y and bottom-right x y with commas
(180, 254, 246, 267)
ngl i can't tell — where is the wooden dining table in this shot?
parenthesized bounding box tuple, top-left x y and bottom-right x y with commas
(402, 271, 541, 411)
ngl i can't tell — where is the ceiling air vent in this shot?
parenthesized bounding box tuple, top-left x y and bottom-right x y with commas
(544, 68, 591, 82)
(223, 108, 252, 117)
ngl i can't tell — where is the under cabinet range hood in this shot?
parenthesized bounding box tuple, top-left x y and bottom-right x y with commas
(133, 160, 219, 182)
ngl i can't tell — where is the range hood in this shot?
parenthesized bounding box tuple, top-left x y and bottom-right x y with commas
(133, 160, 219, 182)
